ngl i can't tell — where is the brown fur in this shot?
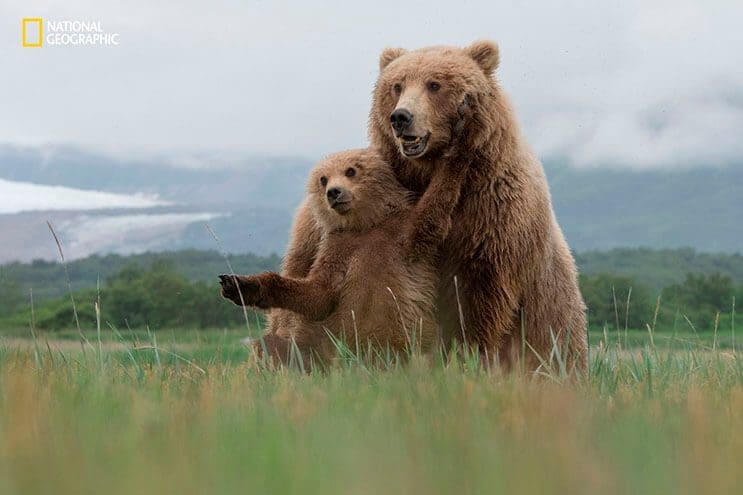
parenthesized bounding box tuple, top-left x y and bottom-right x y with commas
(221, 148, 468, 367)
(275, 41, 587, 374)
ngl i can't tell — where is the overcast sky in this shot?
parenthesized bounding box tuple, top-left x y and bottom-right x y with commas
(1, 0, 742, 169)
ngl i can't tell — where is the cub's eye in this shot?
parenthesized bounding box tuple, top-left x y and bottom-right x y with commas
(393, 83, 402, 95)
(320, 176, 328, 187)
(345, 167, 356, 178)
(427, 81, 441, 92)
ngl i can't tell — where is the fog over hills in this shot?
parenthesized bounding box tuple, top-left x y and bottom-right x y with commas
(0, 144, 740, 263)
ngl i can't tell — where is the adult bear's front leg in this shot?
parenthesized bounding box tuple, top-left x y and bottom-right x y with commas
(446, 257, 523, 367)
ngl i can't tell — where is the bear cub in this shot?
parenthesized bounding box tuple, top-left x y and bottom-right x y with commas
(220, 148, 466, 367)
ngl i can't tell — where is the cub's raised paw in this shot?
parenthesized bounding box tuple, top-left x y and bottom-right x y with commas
(218, 274, 261, 306)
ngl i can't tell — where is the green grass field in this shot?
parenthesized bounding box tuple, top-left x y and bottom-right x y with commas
(0, 327, 741, 495)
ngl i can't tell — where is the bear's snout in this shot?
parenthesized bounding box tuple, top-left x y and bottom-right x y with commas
(390, 108, 414, 136)
(326, 187, 351, 211)
(327, 187, 343, 202)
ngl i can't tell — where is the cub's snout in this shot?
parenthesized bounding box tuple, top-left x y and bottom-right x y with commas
(326, 186, 352, 213)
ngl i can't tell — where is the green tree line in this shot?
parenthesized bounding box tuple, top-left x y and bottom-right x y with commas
(0, 250, 281, 303)
(0, 259, 741, 332)
(580, 272, 741, 332)
(2, 248, 742, 306)
(0, 260, 254, 330)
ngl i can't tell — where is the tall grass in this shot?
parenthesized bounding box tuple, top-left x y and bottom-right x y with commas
(0, 334, 740, 495)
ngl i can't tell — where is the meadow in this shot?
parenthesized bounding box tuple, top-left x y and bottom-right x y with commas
(0, 326, 741, 495)
(0, 234, 740, 494)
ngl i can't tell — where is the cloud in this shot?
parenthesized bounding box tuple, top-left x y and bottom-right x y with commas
(524, 0, 743, 168)
(1, 0, 741, 168)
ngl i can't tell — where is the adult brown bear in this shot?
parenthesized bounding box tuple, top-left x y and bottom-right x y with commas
(270, 40, 587, 374)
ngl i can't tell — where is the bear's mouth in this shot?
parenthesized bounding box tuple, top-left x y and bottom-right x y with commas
(399, 133, 430, 158)
(330, 200, 352, 214)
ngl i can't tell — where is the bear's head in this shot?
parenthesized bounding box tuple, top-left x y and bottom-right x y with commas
(370, 40, 505, 180)
(307, 148, 411, 232)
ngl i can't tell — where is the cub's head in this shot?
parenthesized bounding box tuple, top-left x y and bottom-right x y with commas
(371, 40, 501, 161)
(308, 148, 410, 232)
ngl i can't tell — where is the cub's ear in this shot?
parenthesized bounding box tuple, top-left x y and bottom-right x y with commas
(465, 40, 500, 75)
(379, 47, 406, 71)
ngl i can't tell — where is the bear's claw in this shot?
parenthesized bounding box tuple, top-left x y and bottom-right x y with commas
(219, 274, 242, 305)
(219, 274, 262, 306)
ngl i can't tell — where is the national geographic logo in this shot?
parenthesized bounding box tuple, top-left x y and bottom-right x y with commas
(21, 18, 43, 47)
(21, 18, 120, 47)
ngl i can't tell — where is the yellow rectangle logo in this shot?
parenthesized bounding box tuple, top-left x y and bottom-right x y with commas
(22, 18, 43, 47)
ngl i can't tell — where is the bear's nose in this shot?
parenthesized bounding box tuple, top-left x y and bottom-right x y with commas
(327, 188, 342, 202)
(390, 108, 413, 136)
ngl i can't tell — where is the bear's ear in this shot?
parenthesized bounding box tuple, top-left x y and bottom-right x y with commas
(465, 40, 500, 75)
(379, 47, 407, 71)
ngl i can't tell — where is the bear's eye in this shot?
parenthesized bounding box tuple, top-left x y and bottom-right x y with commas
(393, 83, 402, 95)
(345, 167, 356, 178)
(320, 176, 328, 187)
(427, 81, 441, 92)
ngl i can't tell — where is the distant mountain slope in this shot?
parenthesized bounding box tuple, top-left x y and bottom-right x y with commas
(546, 162, 743, 252)
(0, 144, 313, 207)
(0, 144, 741, 259)
(0, 145, 312, 262)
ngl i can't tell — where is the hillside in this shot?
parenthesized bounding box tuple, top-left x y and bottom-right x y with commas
(0, 145, 741, 262)
(546, 161, 743, 253)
